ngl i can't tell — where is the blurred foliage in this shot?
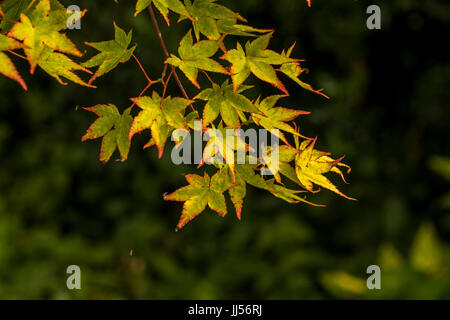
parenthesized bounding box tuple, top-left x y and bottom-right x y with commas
(0, 0, 449, 299)
(322, 223, 450, 299)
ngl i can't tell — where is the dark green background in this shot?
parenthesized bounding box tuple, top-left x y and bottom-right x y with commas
(0, 0, 449, 299)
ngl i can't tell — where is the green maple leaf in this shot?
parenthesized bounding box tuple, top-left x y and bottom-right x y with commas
(195, 79, 257, 128)
(38, 45, 94, 87)
(129, 91, 192, 158)
(280, 43, 329, 99)
(251, 95, 310, 143)
(216, 18, 272, 38)
(164, 169, 232, 230)
(82, 104, 133, 163)
(134, 0, 192, 25)
(184, 0, 246, 40)
(0, 0, 66, 32)
(223, 33, 295, 94)
(83, 22, 137, 85)
(7, 0, 82, 74)
(294, 138, 355, 200)
(166, 30, 228, 88)
(218, 165, 246, 219)
(0, 34, 27, 90)
(235, 163, 321, 206)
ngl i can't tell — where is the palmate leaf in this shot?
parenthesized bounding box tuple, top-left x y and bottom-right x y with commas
(134, 0, 192, 25)
(280, 43, 328, 99)
(166, 29, 228, 88)
(82, 104, 133, 163)
(223, 33, 296, 94)
(293, 138, 355, 200)
(83, 23, 137, 85)
(195, 79, 257, 128)
(234, 163, 322, 207)
(164, 168, 233, 230)
(7, 0, 82, 74)
(0, 34, 27, 90)
(129, 91, 192, 158)
(216, 18, 273, 38)
(183, 0, 246, 40)
(0, 0, 67, 32)
(251, 95, 310, 143)
(38, 45, 94, 87)
(201, 122, 248, 171)
(227, 169, 246, 219)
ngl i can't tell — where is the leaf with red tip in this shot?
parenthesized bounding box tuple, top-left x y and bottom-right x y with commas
(134, 0, 192, 25)
(280, 43, 329, 99)
(8, 0, 82, 74)
(129, 91, 191, 158)
(184, 0, 246, 40)
(0, 34, 27, 90)
(164, 169, 233, 230)
(294, 139, 356, 200)
(82, 104, 133, 163)
(166, 30, 228, 88)
(251, 95, 310, 143)
(223, 33, 295, 94)
(195, 79, 257, 128)
(83, 22, 136, 85)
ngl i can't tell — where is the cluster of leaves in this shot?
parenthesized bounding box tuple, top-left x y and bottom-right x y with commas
(0, 0, 136, 89)
(1, 0, 354, 230)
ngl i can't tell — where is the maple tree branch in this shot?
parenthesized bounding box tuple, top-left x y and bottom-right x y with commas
(147, 4, 195, 112)
(132, 54, 152, 84)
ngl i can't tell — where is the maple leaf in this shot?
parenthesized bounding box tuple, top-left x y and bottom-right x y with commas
(134, 0, 192, 25)
(129, 91, 192, 158)
(7, 0, 82, 74)
(83, 22, 137, 85)
(251, 95, 310, 143)
(223, 33, 296, 94)
(216, 18, 272, 38)
(280, 43, 329, 99)
(201, 122, 248, 173)
(38, 45, 94, 87)
(0, 34, 27, 90)
(235, 163, 322, 206)
(195, 79, 257, 128)
(166, 29, 228, 88)
(217, 165, 246, 219)
(294, 138, 355, 200)
(164, 169, 232, 230)
(183, 0, 246, 40)
(82, 104, 133, 163)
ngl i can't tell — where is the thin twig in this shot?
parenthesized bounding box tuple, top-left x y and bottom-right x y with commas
(0, 16, 19, 24)
(132, 54, 152, 84)
(201, 70, 214, 86)
(147, 4, 195, 112)
(160, 68, 174, 109)
(7, 50, 27, 60)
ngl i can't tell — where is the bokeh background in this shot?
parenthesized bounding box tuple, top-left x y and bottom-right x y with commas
(0, 0, 449, 299)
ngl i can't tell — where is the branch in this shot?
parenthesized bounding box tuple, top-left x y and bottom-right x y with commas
(147, 5, 195, 112)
